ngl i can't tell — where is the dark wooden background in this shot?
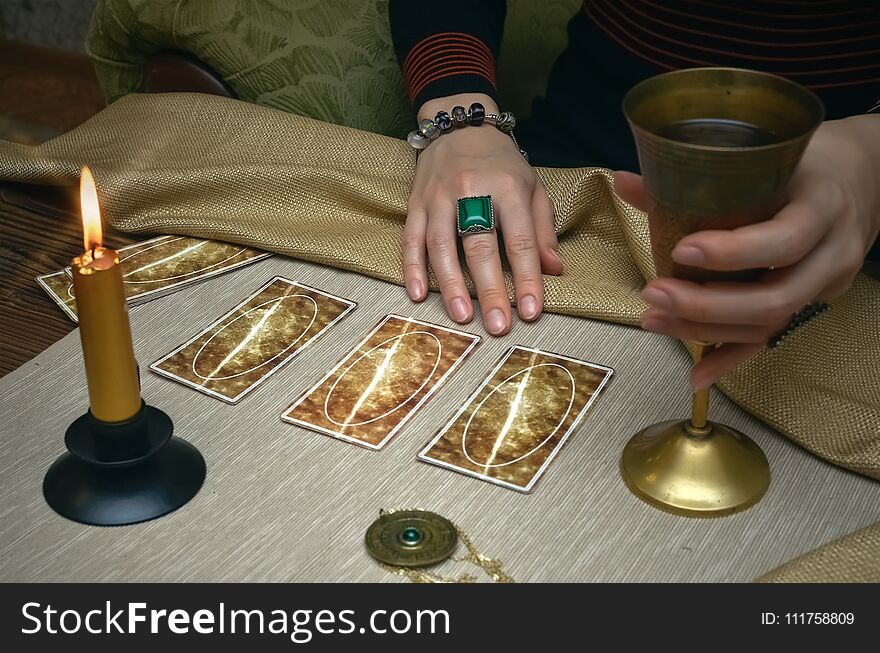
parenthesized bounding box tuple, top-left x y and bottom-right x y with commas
(0, 39, 116, 376)
(0, 182, 137, 375)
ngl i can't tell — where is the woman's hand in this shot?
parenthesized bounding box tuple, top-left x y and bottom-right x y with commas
(403, 93, 564, 335)
(615, 115, 880, 389)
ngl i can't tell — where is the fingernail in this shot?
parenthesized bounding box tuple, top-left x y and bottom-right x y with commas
(519, 294, 539, 321)
(486, 308, 507, 335)
(642, 287, 672, 310)
(672, 245, 704, 266)
(406, 278, 424, 301)
(450, 297, 470, 323)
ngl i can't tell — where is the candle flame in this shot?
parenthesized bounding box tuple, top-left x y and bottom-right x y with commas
(80, 165, 102, 252)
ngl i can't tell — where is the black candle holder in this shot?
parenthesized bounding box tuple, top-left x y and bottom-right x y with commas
(43, 400, 205, 526)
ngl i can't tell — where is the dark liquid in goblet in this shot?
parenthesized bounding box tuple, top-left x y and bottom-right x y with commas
(649, 119, 785, 282)
(659, 119, 782, 148)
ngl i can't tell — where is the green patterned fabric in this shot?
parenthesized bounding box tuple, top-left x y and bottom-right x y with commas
(85, 0, 580, 137)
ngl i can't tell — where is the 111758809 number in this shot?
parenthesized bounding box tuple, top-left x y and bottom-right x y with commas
(784, 613, 854, 625)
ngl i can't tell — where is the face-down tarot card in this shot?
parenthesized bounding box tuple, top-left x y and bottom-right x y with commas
(418, 346, 613, 492)
(38, 235, 271, 321)
(282, 315, 480, 449)
(150, 277, 356, 403)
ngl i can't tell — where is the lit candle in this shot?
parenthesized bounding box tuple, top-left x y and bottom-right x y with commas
(71, 166, 142, 422)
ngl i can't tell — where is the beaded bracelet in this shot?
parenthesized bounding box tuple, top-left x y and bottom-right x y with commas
(406, 102, 528, 160)
(766, 301, 829, 349)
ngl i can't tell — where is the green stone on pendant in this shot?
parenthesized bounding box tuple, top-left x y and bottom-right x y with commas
(457, 195, 494, 234)
(400, 526, 423, 546)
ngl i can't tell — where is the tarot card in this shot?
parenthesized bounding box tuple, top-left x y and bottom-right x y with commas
(282, 315, 481, 449)
(66, 235, 272, 304)
(150, 277, 356, 403)
(35, 271, 79, 322)
(418, 346, 613, 493)
(38, 236, 272, 322)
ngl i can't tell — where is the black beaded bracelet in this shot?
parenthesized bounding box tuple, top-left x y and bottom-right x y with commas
(406, 102, 528, 160)
(767, 301, 829, 349)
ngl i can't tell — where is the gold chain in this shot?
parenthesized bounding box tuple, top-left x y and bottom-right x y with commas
(377, 509, 514, 584)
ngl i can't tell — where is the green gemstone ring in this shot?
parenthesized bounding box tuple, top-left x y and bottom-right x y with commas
(457, 195, 495, 236)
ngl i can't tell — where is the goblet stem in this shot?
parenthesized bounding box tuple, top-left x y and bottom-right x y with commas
(687, 342, 715, 434)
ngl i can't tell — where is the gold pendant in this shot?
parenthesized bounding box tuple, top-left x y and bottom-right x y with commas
(366, 509, 514, 584)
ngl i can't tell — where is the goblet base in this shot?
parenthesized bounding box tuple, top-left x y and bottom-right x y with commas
(620, 419, 770, 518)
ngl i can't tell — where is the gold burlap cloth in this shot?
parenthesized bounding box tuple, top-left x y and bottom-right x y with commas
(1, 94, 878, 580)
(756, 521, 880, 583)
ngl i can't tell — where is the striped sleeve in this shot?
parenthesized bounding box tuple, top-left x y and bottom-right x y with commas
(389, 0, 506, 111)
(583, 0, 880, 93)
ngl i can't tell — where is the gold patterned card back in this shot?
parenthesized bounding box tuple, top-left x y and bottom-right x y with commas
(418, 346, 613, 493)
(150, 277, 356, 403)
(71, 235, 272, 304)
(38, 235, 271, 322)
(282, 315, 480, 449)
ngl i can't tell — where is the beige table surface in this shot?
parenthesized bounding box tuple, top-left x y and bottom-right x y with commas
(1, 255, 878, 582)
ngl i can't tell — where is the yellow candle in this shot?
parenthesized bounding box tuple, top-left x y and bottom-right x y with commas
(71, 166, 141, 423)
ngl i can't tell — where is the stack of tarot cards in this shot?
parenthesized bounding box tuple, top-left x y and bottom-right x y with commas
(36, 235, 271, 322)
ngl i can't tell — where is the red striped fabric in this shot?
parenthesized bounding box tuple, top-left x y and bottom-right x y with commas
(584, 0, 880, 89)
(403, 32, 497, 101)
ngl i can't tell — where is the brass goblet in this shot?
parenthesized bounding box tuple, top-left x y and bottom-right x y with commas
(620, 68, 824, 517)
